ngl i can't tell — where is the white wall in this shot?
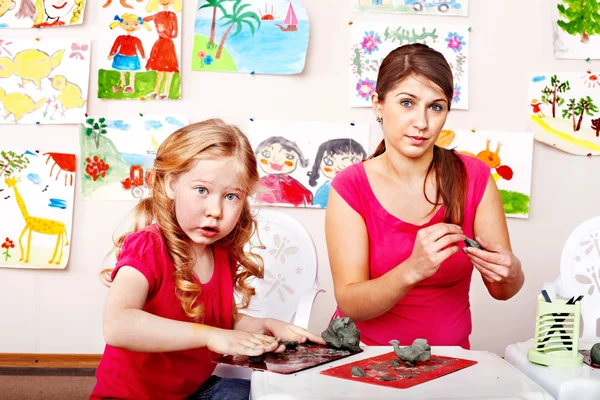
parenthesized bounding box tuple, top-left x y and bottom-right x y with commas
(0, 0, 598, 356)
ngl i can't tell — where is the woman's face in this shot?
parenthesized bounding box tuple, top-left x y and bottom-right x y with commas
(43, 0, 75, 19)
(372, 73, 449, 160)
(159, 0, 173, 7)
(258, 143, 299, 175)
(320, 150, 362, 180)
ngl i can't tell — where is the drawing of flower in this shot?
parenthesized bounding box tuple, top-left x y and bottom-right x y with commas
(205, 55, 213, 66)
(69, 42, 89, 60)
(2, 237, 14, 261)
(452, 84, 461, 103)
(85, 156, 110, 182)
(356, 78, 376, 100)
(197, 51, 206, 59)
(445, 32, 465, 52)
(197, 52, 213, 68)
(361, 31, 381, 55)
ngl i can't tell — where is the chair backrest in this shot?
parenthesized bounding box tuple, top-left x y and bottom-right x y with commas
(236, 208, 319, 325)
(555, 216, 600, 343)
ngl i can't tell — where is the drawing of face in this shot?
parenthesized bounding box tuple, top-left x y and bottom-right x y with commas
(159, 0, 173, 8)
(43, 0, 75, 20)
(320, 151, 362, 180)
(0, 0, 16, 18)
(258, 143, 298, 175)
(121, 18, 142, 33)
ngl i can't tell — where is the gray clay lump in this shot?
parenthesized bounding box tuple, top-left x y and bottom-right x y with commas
(321, 317, 361, 352)
(390, 338, 431, 367)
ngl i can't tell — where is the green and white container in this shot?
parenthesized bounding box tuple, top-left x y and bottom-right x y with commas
(527, 295, 583, 368)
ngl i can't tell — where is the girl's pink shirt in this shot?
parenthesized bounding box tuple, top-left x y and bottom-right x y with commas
(331, 154, 490, 349)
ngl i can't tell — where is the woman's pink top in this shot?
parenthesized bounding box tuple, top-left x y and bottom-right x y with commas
(331, 154, 490, 349)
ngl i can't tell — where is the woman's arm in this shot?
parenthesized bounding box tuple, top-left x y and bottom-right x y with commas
(103, 267, 279, 355)
(468, 175, 525, 300)
(325, 188, 463, 322)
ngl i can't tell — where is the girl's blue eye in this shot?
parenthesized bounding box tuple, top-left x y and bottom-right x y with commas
(401, 100, 413, 107)
(324, 158, 333, 166)
(261, 150, 270, 158)
(197, 187, 208, 195)
(431, 104, 444, 111)
(226, 193, 239, 201)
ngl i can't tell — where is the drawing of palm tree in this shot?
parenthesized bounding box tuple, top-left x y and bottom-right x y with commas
(199, 0, 233, 48)
(575, 96, 598, 132)
(216, 0, 261, 60)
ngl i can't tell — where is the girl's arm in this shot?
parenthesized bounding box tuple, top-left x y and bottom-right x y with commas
(103, 266, 279, 355)
(135, 38, 145, 59)
(325, 188, 464, 322)
(170, 15, 178, 39)
(233, 309, 325, 345)
(466, 175, 524, 300)
(109, 37, 122, 56)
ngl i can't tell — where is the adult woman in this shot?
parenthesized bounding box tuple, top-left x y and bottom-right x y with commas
(325, 44, 524, 349)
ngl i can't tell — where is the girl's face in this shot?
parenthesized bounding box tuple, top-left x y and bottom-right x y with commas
(320, 150, 362, 180)
(166, 156, 246, 250)
(159, 0, 173, 6)
(121, 19, 142, 33)
(43, 0, 75, 19)
(258, 143, 299, 175)
(0, 0, 16, 18)
(372, 73, 449, 160)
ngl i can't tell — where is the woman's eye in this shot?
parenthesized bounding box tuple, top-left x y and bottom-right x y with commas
(324, 158, 333, 166)
(401, 100, 413, 107)
(197, 187, 208, 195)
(431, 104, 444, 111)
(226, 193, 239, 201)
(261, 150, 270, 158)
(286, 152, 295, 161)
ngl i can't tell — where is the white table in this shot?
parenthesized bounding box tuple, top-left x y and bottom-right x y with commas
(505, 339, 600, 400)
(250, 346, 554, 400)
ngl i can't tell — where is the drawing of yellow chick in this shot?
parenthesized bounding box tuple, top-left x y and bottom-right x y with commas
(50, 75, 85, 112)
(0, 0, 16, 18)
(0, 48, 64, 87)
(0, 89, 45, 122)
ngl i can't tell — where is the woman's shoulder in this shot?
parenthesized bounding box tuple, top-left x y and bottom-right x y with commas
(331, 161, 365, 187)
(457, 153, 491, 178)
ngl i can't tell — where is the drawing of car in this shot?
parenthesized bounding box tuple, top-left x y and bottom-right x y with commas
(404, 0, 462, 13)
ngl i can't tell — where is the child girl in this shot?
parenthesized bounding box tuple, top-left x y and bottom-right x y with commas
(307, 138, 367, 208)
(90, 119, 324, 400)
(108, 14, 151, 94)
(33, 0, 84, 27)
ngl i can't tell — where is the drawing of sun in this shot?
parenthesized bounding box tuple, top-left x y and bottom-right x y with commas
(582, 70, 600, 89)
(259, 3, 277, 20)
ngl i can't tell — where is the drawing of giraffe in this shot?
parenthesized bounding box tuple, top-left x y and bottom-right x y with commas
(4, 177, 69, 265)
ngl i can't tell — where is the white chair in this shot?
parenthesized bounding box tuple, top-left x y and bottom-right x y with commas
(214, 208, 325, 379)
(504, 216, 600, 399)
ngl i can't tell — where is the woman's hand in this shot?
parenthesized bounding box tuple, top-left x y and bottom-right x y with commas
(263, 319, 327, 346)
(464, 236, 523, 284)
(407, 223, 466, 283)
(206, 328, 280, 356)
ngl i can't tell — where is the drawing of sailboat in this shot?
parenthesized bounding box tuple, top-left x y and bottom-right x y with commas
(276, 1, 298, 32)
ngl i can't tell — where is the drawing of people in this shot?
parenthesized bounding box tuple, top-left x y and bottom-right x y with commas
(33, 0, 84, 28)
(530, 99, 546, 118)
(143, 0, 181, 100)
(255, 136, 313, 207)
(108, 14, 151, 94)
(308, 139, 367, 208)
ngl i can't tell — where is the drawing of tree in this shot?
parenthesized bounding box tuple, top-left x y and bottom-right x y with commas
(216, 0, 261, 60)
(0, 151, 30, 178)
(199, 0, 233, 48)
(562, 98, 580, 131)
(592, 118, 600, 137)
(85, 118, 108, 149)
(575, 96, 598, 131)
(383, 26, 438, 45)
(541, 75, 570, 118)
(557, 0, 600, 43)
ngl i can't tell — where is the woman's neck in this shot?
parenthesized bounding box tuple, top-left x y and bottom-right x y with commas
(380, 146, 435, 184)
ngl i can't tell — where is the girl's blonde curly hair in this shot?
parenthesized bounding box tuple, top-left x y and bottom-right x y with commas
(101, 119, 263, 321)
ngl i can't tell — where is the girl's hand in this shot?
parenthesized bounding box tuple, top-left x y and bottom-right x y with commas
(263, 319, 326, 346)
(407, 223, 466, 283)
(464, 236, 523, 284)
(107, 55, 113, 60)
(206, 328, 280, 356)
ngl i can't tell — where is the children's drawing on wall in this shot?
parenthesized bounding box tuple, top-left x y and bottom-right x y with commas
(351, 0, 469, 17)
(529, 72, 600, 155)
(248, 120, 370, 208)
(0, 149, 75, 269)
(193, 0, 310, 74)
(0, 39, 90, 124)
(79, 115, 188, 200)
(435, 130, 534, 219)
(97, 0, 182, 100)
(349, 23, 469, 109)
(553, 0, 600, 59)
(0, 0, 86, 28)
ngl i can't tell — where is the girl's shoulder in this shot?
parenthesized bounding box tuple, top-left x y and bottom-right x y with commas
(120, 225, 166, 258)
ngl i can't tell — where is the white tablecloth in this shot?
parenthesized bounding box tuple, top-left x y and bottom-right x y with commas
(250, 346, 554, 400)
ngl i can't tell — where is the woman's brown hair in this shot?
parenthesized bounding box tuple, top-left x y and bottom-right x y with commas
(101, 119, 263, 321)
(370, 43, 468, 226)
